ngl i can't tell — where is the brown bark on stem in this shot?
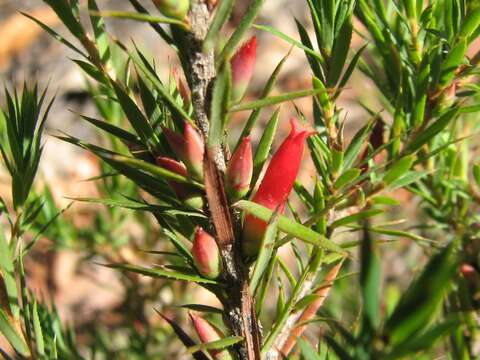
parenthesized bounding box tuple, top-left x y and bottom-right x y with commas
(182, 2, 261, 358)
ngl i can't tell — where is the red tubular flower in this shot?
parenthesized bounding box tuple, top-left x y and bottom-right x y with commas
(162, 123, 204, 180)
(242, 118, 315, 257)
(231, 36, 257, 102)
(225, 136, 253, 201)
(192, 227, 222, 279)
(152, 0, 190, 20)
(189, 313, 233, 360)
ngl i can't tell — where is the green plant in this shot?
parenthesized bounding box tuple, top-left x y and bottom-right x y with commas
(1, 0, 480, 359)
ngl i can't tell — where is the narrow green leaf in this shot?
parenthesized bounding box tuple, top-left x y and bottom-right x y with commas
(22, 12, 88, 59)
(383, 155, 415, 185)
(105, 263, 218, 284)
(387, 318, 461, 358)
(110, 154, 204, 188)
(88, 0, 110, 62)
(43, 0, 85, 38)
(131, 52, 193, 123)
(110, 80, 156, 144)
(230, 88, 324, 112)
(459, 8, 480, 39)
(234, 200, 343, 253)
(254, 24, 323, 61)
(389, 170, 428, 189)
(385, 243, 457, 345)
(370, 196, 400, 206)
(0, 308, 30, 357)
(0, 228, 18, 319)
(187, 336, 243, 353)
(209, 62, 231, 148)
(250, 211, 279, 292)
(80, 114, 142, 145)
(256, 253, 277, 316)
(360, 228, 381, 330)
(178, 304, 223, 314)
(331, 209, 383, 229)
(32, 300, 45, 355)
(127, 0, 174, 44)
(327, 19, 352, 86)
(218, 0, 265, 63)
(298, 338, 322, 360)
(203, 0, 234, 52)
(473, 163, 480, 187)
(407, 107, 460, 153)
(334, 168, 360, 190)
(237, 49, 290, 142)
(439, 38, 467, 86)
(337, 43, 367, 94)
(294, 294, 321, 312)
(342, 119, 374, 171)
(91, 10, 188, 29)
(252, 108, 280, 185)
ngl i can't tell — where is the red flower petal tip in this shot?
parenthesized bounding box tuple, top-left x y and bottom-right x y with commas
(231, 36, 257, 102)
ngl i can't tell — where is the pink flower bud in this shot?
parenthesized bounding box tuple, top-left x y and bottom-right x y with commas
(152, 0, 190, 20)
(460, 263, 476, 279)
(156, 156, 189, 198)
(192, 227, 222, 279)
(226, 136, 253, 201)
(162, 124, 204, 180)
(156, 156, 204, 208)
(189, 313, 233, 360)
(184, 122, 205, 180)
(231, 36, 257, 102)
(242, 118, 315, 257)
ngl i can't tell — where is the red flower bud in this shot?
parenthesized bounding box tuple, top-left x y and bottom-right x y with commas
(156, 156, 188, 198)
(184, 122, 205, 180)
(189, 313, 233, 360)
(460, 263, 476, 279)
(231, 36, 257, 102)
(242, 118, 315, 257)
(192, 227, 222, 279)
(226, 136, 253, 201)
(152, 0, 190, 20)
(162, 123, 204, 180)
(156, 156, 203, 208)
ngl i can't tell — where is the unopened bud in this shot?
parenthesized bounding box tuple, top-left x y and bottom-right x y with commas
(152, 0, 190, 20)
(162, 123, 204, 180)
(192, 227, 221, 279)
(226, 136, 252, 201)
(189, 312, 233, 360)
(156, 156, 189, 198)
(156, 156, 203, 208)
(183, 122, 204, 180)
(231, 36, 257, 102)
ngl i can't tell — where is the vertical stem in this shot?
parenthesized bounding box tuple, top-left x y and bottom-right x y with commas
(182, 1, 261, 358)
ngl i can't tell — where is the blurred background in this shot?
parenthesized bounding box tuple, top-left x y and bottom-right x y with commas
(0, 0, 434, 358)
